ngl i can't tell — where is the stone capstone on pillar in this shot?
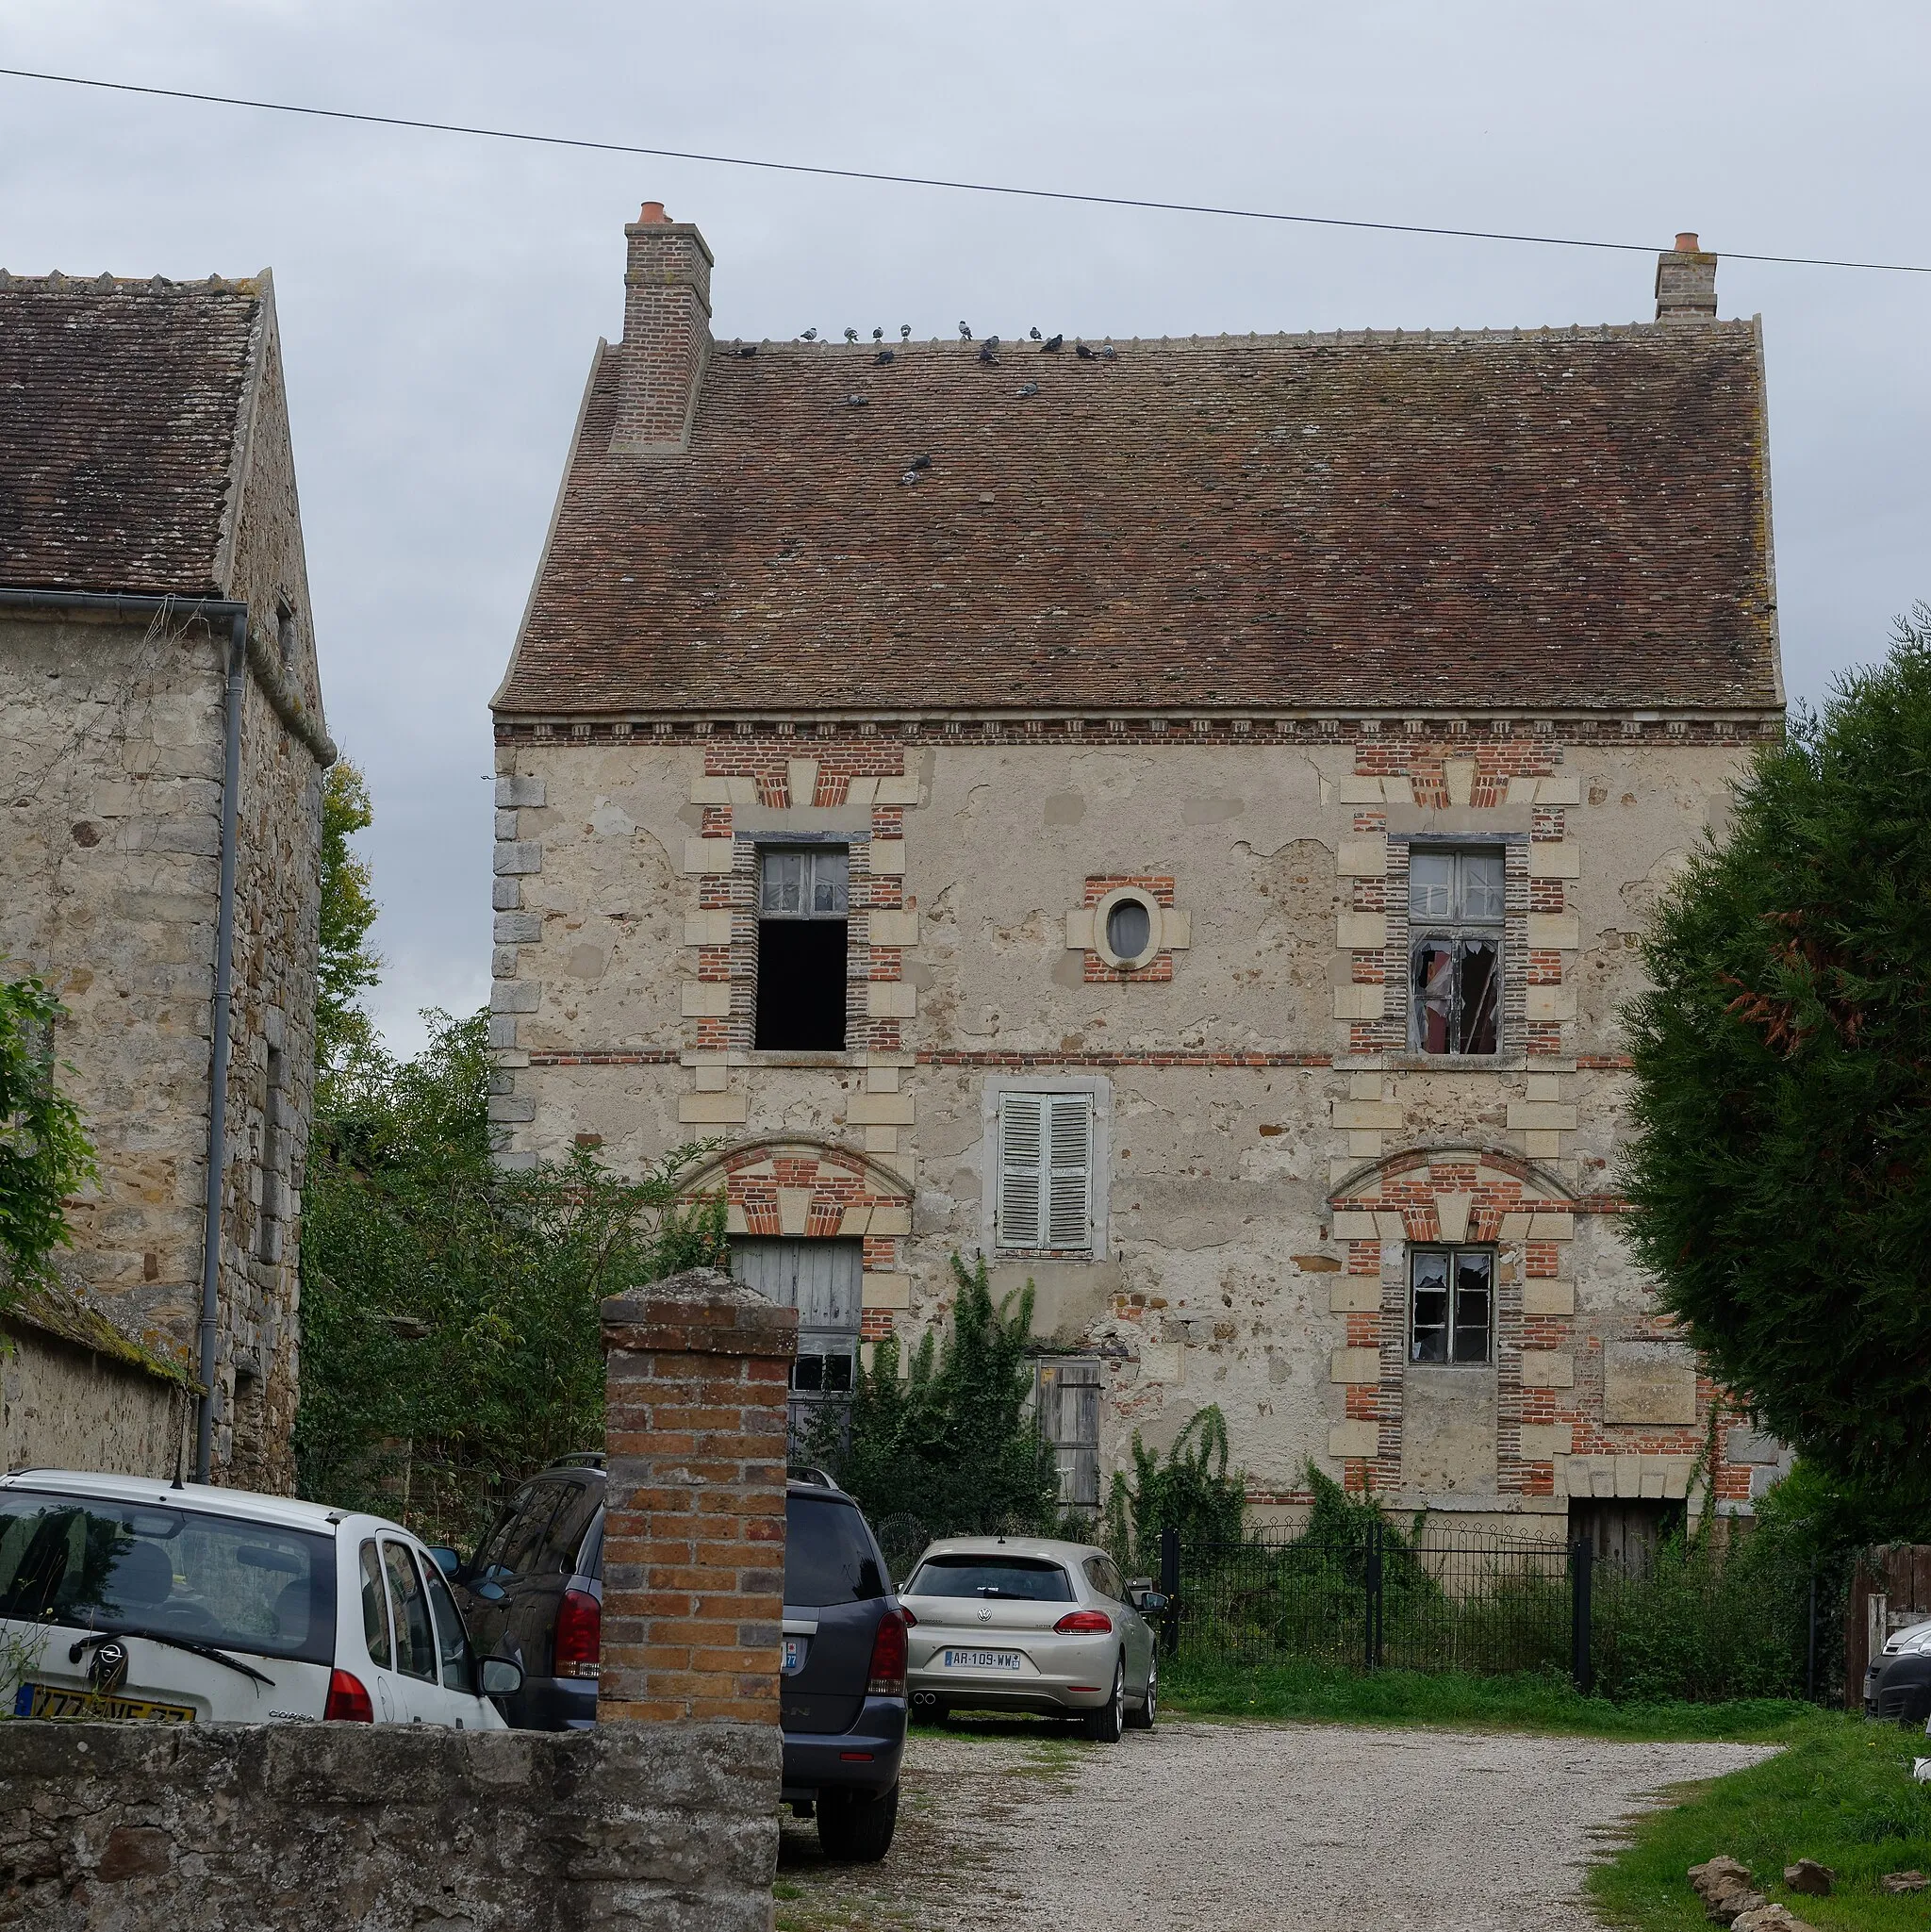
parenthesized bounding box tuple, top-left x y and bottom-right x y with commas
(601, 1264, 798, 1726)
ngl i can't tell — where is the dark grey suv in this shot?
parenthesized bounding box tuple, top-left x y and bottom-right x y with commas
(452, 1459, 908, 1860)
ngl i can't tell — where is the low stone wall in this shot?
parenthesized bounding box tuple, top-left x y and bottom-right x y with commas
(0, 1719, 777, 1931)
(2, 1294, 194, 1481)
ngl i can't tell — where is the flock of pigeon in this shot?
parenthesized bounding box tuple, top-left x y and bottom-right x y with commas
(792, 321, 1118, 364)
(748, 323, 1120, 487)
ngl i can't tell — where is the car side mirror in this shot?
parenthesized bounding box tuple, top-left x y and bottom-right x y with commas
(480, 1656, 524, 1698)
(425, 1545, 460, 1577)
(1134, 1591, 1170, 1617)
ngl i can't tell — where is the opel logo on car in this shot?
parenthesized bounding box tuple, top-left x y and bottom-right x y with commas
(88, 1641, 129, 1697)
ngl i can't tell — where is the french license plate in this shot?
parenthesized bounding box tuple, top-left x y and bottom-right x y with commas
(13, 1682, 194, 1724)
(942, 1648, 1022, 1672)
(782, 1636, 807, 1676)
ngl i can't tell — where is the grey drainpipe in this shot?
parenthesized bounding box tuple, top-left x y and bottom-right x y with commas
(196, 611, 249, 1481)
(0, 588, 252, 1480)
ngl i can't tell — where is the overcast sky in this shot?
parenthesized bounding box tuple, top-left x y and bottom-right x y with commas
(4, 2, 1926, 1054)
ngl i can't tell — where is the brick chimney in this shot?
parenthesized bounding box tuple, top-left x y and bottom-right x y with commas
(609, 201, 714, 455)
(1655, 231, 1717, 322)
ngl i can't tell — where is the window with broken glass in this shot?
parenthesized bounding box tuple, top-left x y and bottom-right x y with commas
(1410, 1247, 1494, 1364)
(1409, 847, 1503, 1055)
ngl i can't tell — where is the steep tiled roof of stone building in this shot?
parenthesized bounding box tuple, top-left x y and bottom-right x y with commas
(500, 318, 1778, 719)
(0, 273, 263, 596)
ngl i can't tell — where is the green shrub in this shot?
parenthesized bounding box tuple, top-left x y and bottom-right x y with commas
(296, 1009, 727, 1544)
(0, 975, 97, 1305)
(804, 1253, 1060, 1560)
(1100, 1404, 1246, 1573)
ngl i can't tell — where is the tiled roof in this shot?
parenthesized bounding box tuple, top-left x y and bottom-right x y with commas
(0, 272, 262, 596)
(499, 321, 1779, 718)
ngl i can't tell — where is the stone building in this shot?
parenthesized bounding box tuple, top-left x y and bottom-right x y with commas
(487, 209, 1783, 1540)
(1, 268, 333, 1489)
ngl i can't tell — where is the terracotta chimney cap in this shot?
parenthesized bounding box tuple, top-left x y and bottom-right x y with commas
(1674, 231, 1701, 254)
(637, 201, 671, 224)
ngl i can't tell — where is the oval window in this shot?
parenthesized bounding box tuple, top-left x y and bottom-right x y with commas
(1106, 899, 1152, 963)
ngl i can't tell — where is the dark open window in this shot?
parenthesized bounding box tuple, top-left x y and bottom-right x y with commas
(1410, 848, 1503, 1055)
(755, 847, 848, 1050)
(1411, 1247, 1494, 1364)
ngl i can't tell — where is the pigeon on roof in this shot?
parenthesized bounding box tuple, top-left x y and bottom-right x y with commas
(958, 321, 972, 339)
(1017, 383, 1039, 398)
(876, 349, 895, 365)
(844, 392, 869, 407)
(1042, 334, 1064, 353)
(844, 328, 859, 343)
(800, 327, 817, 341)
(977, 341, 999, 365)
(1029, 327, 1042, 340)
(899, 323, 912, 339)
(1075, 343, 1094, 358)
(908, 454, 932, 470)
(872, 327, 884, 341)
(1099, 343, 1117, 360)
(736, 344, 758, 358)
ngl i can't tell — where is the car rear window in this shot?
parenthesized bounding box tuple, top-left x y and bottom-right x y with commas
(784, 1494, 885, 1607)
(0, 1490, 337, 1666)
(906, 1554, 1074, 1602)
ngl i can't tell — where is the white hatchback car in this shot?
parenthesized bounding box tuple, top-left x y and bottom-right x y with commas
(901, 1536, 1164, 1741)
(0, 1469, 520, 1727)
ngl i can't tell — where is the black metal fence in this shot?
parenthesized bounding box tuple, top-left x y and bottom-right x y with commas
(1165, 1517, 1833, 1703)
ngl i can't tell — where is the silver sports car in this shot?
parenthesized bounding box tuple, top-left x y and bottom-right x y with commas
(900, 1536, 1164, 1741)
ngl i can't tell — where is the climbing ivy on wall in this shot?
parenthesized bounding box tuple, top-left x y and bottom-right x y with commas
(0, 975, 97, 1308)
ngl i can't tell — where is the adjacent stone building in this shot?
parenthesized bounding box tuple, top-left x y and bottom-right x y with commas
(1, 268, 333, 1489)
(488, 209, 1783, 1542)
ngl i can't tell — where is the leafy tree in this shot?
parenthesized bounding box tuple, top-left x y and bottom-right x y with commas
(1623, 609, 1931, 1527)
(0, 976, 97, 1307)
(315, 759, 381, 1092)
(809, 1252, 1059, 1544)
(296, 1009, 726, 1539)
(1102, 1405, 1246, 1566)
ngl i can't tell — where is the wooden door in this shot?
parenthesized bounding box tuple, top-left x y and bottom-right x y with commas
(730, 1239, 864, 1447)
(1035, 1358, 1102, 1512)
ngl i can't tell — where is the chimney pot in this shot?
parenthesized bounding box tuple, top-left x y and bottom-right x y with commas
(638, 201, 670, 224)
(1655, 231, 1717, 324)
(611, 205, 715, 454)
(1675, 231, 1700, 253)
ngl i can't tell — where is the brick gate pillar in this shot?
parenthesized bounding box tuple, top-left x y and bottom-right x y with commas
(600, 1267, 797, 1724)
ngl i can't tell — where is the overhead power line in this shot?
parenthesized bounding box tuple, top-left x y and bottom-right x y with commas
(4, 63, 1929, 277)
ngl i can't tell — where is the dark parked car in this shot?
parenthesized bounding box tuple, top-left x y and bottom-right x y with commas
(452, 1458, 908, 1860)
(1866, 1616, 1931, 1724)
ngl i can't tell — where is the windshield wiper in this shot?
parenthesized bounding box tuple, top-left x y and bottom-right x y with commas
(70, 1628, 276, 1690)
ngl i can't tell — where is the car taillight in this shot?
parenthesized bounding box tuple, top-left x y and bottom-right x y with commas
(323, 1669, 374, 1722)
(1054, 1610, 1114, 1635)
(553, 1587, 602, 1679)
(866, 1609, 909, 1697)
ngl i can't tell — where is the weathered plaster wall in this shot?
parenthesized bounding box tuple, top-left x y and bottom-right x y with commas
(492, 725, 1766, 1519)
(0, 1721, 777, 1932)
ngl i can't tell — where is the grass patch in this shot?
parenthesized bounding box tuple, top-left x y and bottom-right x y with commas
(1164, 1656, 1811, 1741)
(1592, 1712, 1931, 1930)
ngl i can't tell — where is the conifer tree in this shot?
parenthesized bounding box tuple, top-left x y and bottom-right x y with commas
(1623, 609, 1931, 1526)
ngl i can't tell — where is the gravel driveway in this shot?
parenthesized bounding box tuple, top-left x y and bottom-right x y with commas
(776, 1717, 1775, 1931)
